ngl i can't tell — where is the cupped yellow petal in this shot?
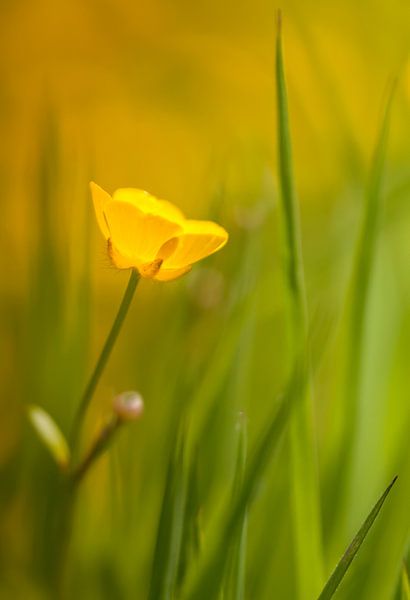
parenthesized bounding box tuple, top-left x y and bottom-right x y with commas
(90, 181, 112, 239)
(162, 220, 228, 269)
(113, 188, 185, 224)
(90, 182, 229, 279)
(154, 265, 192, 281)
(107, 239, 141, 270)
(104, 200, 182, 266)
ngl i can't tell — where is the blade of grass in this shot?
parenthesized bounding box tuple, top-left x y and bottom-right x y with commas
(223, 414, 248, 600)
(401, 562, 410, 600)
(180, 234, 260, 598)
(353, 431, 410, 600)
(275, 11, 323, 597)
(334, 79, 397, 533)
(176, 446, 202, 592)
(182, 361, 307, 600)
(24, 109, 69, 590)
(65, 170, 92, 424)
(148, 429, 187, 600)
(186, 231, 261, 455)
(317, 476, 397, 600)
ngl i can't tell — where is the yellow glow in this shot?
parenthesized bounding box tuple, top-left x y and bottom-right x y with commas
(91, 182, 228, 281)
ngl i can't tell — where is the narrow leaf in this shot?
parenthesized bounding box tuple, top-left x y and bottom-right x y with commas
(27, 404, 70, 469)
(345, 78, 397, 428)
(182, 363, 306, 600)
(223, 414, 248, 600)
(333, 77, 397, 532)
(148, 431, 187, 600)
(317, 476, 397, 600)
(176, 447, 202, 591)
(275, 10, 324, 596)
(401, 563, 410, 600)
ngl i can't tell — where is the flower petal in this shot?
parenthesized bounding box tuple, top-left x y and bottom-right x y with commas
(107, 239, 140, 270)
(90, 182, 112, 239)
(104, 201, 182, 265)
(154, 265, 192, 281)
(163, 220, 228, 269)
(113, 188, 184, 223)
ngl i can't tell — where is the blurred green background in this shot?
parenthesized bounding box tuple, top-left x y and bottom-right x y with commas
(0, 0, 409, 598)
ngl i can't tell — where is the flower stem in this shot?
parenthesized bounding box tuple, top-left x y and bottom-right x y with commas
(71, 415, 122, 486)
(70, 268, 140, 447)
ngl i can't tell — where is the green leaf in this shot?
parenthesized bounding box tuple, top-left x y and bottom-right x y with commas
(317, 476, 397, 600)
(27, 404, 70, 469)
(148, 430, 187, 600)
(223, 414, 248, 600)
(401, 563, 410, 600)
(186, 232, 261, 456)
(176, 446, 202, 592)
(275, 10, 324, 597)
(345, 78, 397, 418)
(276, 11, 307, 330)
(182, 363, 306, 600)
(332, 77, 397, 534)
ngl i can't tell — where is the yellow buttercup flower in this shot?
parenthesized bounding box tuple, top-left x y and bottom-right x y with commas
(90, 183, 228, 281)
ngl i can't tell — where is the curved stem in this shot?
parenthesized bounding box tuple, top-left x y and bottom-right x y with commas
(71, 415, 122, 487)
(70, 268, 140, 447)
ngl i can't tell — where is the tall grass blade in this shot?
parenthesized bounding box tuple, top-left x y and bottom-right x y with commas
(182, 362, 307, 600)
(317, 476, 397, 600)
(148, 431, 187, 600)
(24, 109, 69, 589)
(337, 79, 397, 523)
(223, 414, 248, 600)
(275, 11, 323, 597)
(401, 563, 410, 600)
(176, 447, 202, 592)
(186, 231, 261, 454)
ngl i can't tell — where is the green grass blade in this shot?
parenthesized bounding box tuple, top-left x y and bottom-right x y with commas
(147, 431, 187, 600)
(176, 446, 202, 592)
(223, 414, 248, 600)
(317, 476, 397, 600)
(345, 80, 397, 430)
(276, 14, 306, 328)
(186, 232, 261, 455)
(275, 11, 324, 597)
(401, 563, 410, 600)
(182, 362, 307, 600)
(334, 79, 397, 528)
(23, 109, 69, 588)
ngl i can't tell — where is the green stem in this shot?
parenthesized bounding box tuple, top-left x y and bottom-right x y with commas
(71, 268, 140, 447)
(71, 415, 122, 487)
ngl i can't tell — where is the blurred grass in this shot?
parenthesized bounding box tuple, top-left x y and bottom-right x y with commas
(330, 77, 397, 542)
(275, 13, 323, 598)
(0, 0, 409, 599)
(318, 476, 397, 600)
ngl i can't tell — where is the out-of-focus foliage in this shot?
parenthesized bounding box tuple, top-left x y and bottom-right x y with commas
(0, 0, 409, 598)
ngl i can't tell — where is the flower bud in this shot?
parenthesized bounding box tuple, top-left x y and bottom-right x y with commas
(27, 404, 70, 469)
(113, 391, 144, 422)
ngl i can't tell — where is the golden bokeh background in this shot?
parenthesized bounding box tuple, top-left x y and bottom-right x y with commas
(0, 0, 409, 597)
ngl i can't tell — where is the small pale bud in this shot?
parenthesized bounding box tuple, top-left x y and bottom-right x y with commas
(27, 404, 70, 469)
(113, 391, 144, 422)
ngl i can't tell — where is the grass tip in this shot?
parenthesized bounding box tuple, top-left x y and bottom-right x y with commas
(276, 9, 282, 36)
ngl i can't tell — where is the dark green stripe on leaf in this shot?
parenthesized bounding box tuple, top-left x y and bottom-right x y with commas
(318, 477, 397, 600)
